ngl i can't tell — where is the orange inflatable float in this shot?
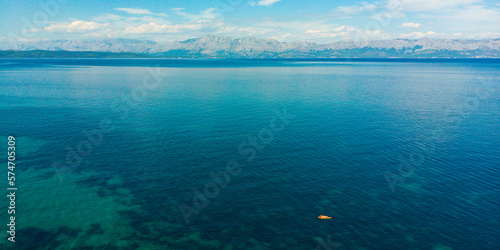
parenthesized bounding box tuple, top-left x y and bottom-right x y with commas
(318, 215, 332, 219)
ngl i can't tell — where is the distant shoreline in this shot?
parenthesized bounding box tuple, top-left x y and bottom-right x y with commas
(1, 50, 500, 60)
(0, 50, 153, 59)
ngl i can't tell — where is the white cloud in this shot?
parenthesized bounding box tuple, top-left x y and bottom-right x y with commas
(371, 10, 405, 20)
(245, 19, 392, 42)
(401, 22, 422, 28)
(395, 0, 481, 12)
(333, 2, 404, 20)
(44, 21, 108, 33)
(115, 8, 167, 17)
(397, 30, 499, 40)
(398, 31, 438, 39)
(449, 31, 500, 39)
(424, 5, 500, 22)
(123, 22, 202, 34)
(306, 30, 329, 34)
(334, 3, 377, 15)
(465, 32, 500, 39)
(250, 0, 282, 6)
(333, 25, 357, 32)
(416, 5, 500, 34)
(172, 8, 219, 21)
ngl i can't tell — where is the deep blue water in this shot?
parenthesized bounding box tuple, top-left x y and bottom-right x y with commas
(0, 59, 499, 249)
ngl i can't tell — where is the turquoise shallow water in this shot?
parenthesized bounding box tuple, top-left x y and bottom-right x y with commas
(0, 59, 499, 249)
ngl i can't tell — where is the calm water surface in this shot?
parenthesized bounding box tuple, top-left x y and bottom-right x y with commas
(0, 59, 499, 249)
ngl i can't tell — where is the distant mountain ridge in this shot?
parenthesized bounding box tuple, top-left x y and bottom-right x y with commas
(1, 35, 499, 58)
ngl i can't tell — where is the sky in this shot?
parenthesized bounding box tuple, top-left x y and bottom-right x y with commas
(1, 0, 499, 43)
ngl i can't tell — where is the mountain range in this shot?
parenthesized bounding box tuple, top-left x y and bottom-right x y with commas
(1, 35, 499, 58)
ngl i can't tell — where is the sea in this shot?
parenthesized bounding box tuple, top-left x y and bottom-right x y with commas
(0, 58, 499, 249)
